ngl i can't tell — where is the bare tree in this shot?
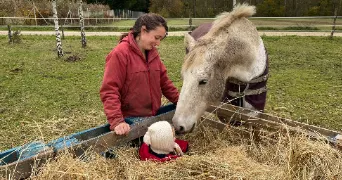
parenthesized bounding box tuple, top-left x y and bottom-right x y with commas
(52, 0, 63, 57)
(79, 0, 87, 48)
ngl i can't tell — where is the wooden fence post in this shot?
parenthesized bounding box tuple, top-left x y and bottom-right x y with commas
(8, 25, 13, 44)
(61, 25, 65, 40)
(79, 0, 87, 48)
(87, 9, 90, 25)
(33, 2, 37, 26)
(330, 9, 338, 39)
(52, 0, 63, 57)
(330, 0, 341, 39)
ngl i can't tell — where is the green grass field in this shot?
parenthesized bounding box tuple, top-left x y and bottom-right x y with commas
(0, 35, 341, 151)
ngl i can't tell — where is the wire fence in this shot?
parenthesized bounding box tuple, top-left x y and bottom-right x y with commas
(0, 9, 145, 26)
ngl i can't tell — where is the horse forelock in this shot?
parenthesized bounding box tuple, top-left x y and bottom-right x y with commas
(182, 44, 209, 74)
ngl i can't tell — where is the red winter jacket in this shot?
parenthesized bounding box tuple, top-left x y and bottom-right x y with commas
(100, 32, 179, 130)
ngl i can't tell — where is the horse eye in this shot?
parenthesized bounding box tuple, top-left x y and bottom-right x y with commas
(199, 79, 207, 85)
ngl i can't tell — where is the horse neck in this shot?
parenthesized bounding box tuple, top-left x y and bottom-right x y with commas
(251, 39, 267, 79)
(223, 38, 267, 83)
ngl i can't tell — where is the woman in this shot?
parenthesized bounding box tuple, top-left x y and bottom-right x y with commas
(100, 13, 179, 135)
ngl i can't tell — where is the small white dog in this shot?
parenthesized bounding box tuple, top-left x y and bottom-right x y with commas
(143, 121, 183, 156)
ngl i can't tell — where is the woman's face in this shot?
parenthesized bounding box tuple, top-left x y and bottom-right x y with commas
(140, 25, 166, 50)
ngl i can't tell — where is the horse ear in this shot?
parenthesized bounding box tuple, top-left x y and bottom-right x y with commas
(184, 33, 196, 52)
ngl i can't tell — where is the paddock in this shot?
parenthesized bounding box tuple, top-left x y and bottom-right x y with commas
(1, 34, 342, 179)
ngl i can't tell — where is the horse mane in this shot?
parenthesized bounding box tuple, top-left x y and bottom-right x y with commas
(204, 3, 256, 39)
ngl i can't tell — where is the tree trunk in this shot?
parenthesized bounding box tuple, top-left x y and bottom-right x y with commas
(292, 0, 296, 16)
(284, 0, 287, 16)
(79, 0, 87, 48)
(52, 0, 63, 58)
(61, 25, 65, 40)
(193, 0, 196, 18)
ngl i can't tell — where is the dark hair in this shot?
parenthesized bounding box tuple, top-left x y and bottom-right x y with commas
(119, 13, 168, 41)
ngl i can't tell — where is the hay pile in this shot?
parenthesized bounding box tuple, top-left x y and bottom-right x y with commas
(21, 119, 341, 180)
(1, 118, 340, 180)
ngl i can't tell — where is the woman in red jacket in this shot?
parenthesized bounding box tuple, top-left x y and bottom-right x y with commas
(100, 13, 179, 135)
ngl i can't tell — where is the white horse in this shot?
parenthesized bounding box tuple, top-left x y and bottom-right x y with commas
(172, 4, 268, 133)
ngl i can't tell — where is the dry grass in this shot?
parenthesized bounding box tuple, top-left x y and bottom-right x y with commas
(13, 119, 340, 180)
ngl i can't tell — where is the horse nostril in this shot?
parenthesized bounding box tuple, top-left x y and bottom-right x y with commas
(179, 126, 184, 132)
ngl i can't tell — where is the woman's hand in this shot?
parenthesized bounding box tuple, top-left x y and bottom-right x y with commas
(114, 122, 131, 135)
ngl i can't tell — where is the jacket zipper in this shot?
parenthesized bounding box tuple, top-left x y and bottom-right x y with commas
(146, 59, 154, 116)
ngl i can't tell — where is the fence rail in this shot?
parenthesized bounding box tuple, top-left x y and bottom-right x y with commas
(0, 16, 341, 19)
(0, 17, 341, 31)
(1, 25, 341, 28)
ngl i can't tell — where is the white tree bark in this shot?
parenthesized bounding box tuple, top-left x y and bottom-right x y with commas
(79, 0, 87, 48)
(52, 0, 63, 57)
